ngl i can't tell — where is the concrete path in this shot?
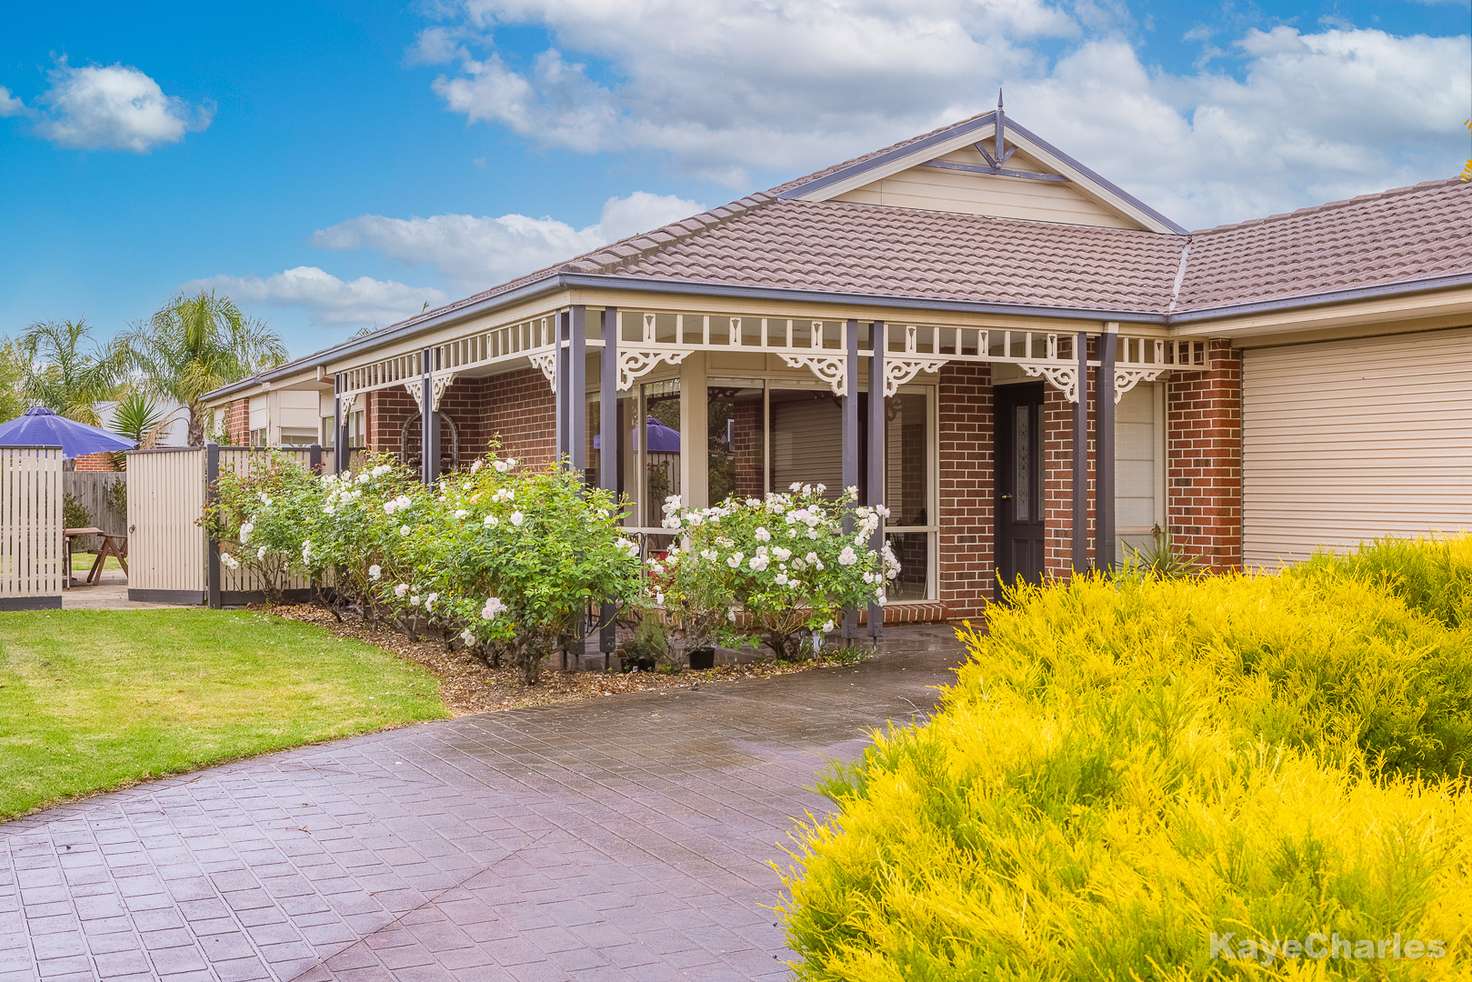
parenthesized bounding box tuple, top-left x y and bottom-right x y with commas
(0, 626, 963, 981)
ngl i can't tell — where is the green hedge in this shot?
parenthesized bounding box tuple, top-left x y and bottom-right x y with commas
(779, 538, 1472, 979)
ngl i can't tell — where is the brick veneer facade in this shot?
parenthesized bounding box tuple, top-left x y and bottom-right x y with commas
(1166, 338, 1242, 570)
(937, 362, 994, 620)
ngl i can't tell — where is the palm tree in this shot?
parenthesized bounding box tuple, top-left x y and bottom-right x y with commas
(114, 291, 287, 446)
(17, 319, 120, 424)
(109, 388, 166, 447)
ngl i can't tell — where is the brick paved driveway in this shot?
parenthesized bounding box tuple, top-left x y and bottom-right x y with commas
(0, 626, 962, 982)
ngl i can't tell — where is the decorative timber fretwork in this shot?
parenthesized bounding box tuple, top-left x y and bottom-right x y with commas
(882, 325, 948, 396)
(528, 351, 557, 392)
(777, 321, 848, 395)
(616, 314, 691, 391)
(1114, 366, 1165, 403)
(336, 391, 358, 415)
(1021, 363, 1081, 403)
(404, 378, 424, 412)
(430, 372, 455, 412)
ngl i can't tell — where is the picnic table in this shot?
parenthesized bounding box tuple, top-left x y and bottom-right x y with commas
(63, 526, 129, 587)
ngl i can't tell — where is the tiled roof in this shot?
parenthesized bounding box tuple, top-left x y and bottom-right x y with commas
(1174, 178, 1472, 312)
(355, 176, 1472, 346)
(206, 123, 1472, 400)
(583, 197, 1187, 313)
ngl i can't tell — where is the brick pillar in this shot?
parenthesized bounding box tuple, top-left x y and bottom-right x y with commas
(1167, 339, 1242, 571)
(937, 362, 994, 619)
(225, 398, 250, 445)
(1042, 367, 1098, 577)
(74, 452, 118, 472)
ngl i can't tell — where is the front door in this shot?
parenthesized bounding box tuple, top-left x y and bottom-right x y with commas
(995, 382, 1044, 589)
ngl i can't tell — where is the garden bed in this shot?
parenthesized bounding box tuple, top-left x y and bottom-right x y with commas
(270, 603, 864, 717)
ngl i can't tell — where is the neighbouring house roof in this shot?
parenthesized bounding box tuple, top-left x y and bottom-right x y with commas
(205, 111, 1472, 402)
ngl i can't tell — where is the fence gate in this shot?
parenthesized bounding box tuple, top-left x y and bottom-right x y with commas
(126, 448, 207, 604)
(0, 446, 64, 610)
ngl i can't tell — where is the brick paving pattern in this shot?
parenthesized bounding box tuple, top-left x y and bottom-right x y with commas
(0, 626, 962, 981)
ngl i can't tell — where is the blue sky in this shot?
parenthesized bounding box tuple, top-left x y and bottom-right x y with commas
(2, 0, 1468, 358)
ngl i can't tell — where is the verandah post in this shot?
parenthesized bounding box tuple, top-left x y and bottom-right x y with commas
(598, 306, 619, 665)
(420, 349, 438, 485)
(866, 320, 886, 640)
(841, 319, 860, 639)
(1095, 324, 1118, 571)
(554, 309, 570, 462)
(568, 305, 587, 473)
(333, 375, 349, 474)
(1072, 331, 1088, 570)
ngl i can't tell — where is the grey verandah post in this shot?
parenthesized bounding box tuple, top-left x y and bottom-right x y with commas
(1072, 331, 1089, 570)
(866, 320, 886, 640)
(568, 306, 587, 472)
(598, 307, 619, 663)
(554, 310, 570, 461)
(332, 375, 349, 474)
(1095, 328, 1118, 571)
(841, 319, 861, 639)
(421, 349, 439, 485)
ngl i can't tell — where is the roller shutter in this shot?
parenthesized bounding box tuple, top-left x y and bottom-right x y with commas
(1242, 327, 1472, 567)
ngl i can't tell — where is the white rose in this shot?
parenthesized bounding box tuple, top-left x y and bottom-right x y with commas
(749, 555, 769, 572)
(238, 522, 253, 544)
(400, 525, 411, 536)
(838, 547, 858, 567)
(481, 596, 506, 620)
(394, 583, 409, 598)
(510, 511, 524, 527)
(368, 564, 382, 580)
(460, 628, 476, 644)
(454, 509, 469, 520)
(256, 546, 267, 560)
(220, 553, 239, 570)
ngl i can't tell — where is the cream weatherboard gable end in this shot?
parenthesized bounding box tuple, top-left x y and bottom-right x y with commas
(201, 106, 1472, 633)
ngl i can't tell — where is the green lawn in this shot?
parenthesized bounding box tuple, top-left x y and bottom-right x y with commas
(69, 551, 121, 573)
(0, 609, 448, 820)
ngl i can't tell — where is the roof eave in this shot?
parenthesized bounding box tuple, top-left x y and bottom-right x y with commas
(1168, 272, 1472, 325)
(561, 273, 1167, 323)
(203, 272, 569, 402)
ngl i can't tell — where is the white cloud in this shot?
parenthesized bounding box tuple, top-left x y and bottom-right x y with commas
(186, 267, 447, 329)
(415, 3, 1470, 225)
(1007, 28, 1471, 226)
(421, 0, 1074, 183)
(0, 86, 24, 117)
(34, 61, 211, 151)
(312, 191, 702, 288)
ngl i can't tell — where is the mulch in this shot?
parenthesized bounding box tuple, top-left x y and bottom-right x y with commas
(267, 604, 845, 717)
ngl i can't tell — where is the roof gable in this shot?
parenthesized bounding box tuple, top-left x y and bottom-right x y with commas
(776, 109, 1186, 234)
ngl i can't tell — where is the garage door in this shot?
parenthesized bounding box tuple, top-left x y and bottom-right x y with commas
(1242, 327, 1472, 567)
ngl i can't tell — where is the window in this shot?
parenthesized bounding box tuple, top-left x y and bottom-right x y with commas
(321, 414, 335, 450)
(249, 428, 266, 448)
(1115, 382, 1166, 562)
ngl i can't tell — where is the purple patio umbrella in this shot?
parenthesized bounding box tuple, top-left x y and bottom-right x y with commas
(0, 406, 136, 458)
(593, 418, 681, 453)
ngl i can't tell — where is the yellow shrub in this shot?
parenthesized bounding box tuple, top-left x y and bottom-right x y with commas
(779, 538, 1472, 979)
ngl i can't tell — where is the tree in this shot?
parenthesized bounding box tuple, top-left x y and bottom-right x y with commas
(0, 339, 27, 423)
(17, 319, 120, 424)
(114, 291, 287, 446)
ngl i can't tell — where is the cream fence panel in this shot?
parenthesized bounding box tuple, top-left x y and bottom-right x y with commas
(0, 446, 64, 609)
(126, 448, 208, 603)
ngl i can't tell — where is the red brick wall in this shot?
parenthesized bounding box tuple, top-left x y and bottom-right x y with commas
(1167, 338, 1242, 571)
(937, 362, 994, 620)
(363, 369, 555, 471)
(73, 452, 118, 472)
(483, 367, 556, 468)
(225, 398, 249, 445)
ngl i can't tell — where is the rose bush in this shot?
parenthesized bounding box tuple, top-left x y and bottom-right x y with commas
(204, 449, 643, 683)
(205, 453, 325, 601)
(656, 485, 897, 659)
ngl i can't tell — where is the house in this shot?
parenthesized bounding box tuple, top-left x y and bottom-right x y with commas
(202, 105, 1472, 622)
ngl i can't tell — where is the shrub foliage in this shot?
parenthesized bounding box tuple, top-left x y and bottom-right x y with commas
(779, 538, 1472, 978)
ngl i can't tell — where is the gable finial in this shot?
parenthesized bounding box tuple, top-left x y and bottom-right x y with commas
(997, 87, 1004, 114)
